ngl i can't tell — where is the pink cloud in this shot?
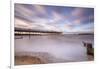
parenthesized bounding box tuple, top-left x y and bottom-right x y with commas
(34, 5, 47, 15)
(71, 8, 84, 17)
(73, 19, 81, 25)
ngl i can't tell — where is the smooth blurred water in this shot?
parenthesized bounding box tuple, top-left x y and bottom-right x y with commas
(15, 34, 94, 61)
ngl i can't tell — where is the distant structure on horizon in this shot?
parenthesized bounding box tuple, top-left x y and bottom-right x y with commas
(15, 27, 62, 35)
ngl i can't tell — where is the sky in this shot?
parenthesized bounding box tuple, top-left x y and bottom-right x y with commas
(15, 4, 94, 33)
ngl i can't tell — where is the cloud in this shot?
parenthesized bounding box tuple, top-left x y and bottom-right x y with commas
(89, 15, 94, 20)
(73, 23, 94, 33)
(65, 24, 73, 30)
(33, 5, 47, 15)
(73, 19, 81, 25)
(71, 8, 94, 24)
(52, 11, 62, 20)
(15, 17, 61, 32)
(15, 4, 94, 33)
(71, 8, 84, 17)
(15, 4, 37, 23)
(15, 18, 34, 29)
(50, 11, 65, 23)
(15, 4, 35, 18)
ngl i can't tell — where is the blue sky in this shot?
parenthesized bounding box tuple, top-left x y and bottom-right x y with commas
(15, 4, 94, 33)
